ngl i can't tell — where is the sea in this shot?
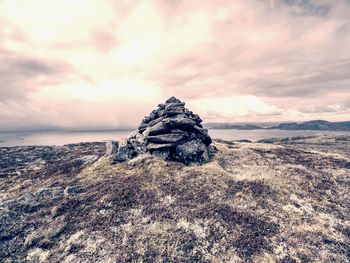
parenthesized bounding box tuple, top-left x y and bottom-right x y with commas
(0, 129, 349, 147)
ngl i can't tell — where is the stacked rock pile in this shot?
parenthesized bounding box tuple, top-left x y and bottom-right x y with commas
(113, 96, 217, 164)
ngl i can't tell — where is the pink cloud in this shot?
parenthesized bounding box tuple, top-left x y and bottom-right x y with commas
(0, 0, 349, 130)
(91, 29, 119, 51)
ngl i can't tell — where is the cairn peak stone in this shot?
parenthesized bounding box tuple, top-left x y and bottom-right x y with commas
(112, 97, 217, 164)
(165, 96, 182, 104)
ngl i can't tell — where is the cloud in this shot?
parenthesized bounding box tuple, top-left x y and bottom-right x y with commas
(188, 96, 283, 122)
(278, 0, 332, 16)
(0, 0, 349, 131)
(0, 48, 71, 103)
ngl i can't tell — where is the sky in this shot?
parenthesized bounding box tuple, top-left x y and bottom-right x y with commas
(0, 0, 350, 131)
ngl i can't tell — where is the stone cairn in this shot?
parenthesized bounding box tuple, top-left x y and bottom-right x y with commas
(113, 96, 217, 165)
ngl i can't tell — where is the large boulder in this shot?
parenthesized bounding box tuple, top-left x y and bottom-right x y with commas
(112, 96, 217, 164)
(175, 139, 209, 164)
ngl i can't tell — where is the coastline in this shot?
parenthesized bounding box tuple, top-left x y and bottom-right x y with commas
(1, 129, 350, 148)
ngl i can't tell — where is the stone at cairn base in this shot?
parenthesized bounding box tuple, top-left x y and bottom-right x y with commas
(112, 96, 217, 165)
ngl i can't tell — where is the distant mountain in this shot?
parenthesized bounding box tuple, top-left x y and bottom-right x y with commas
(269, 120, 350, 131)
(207, 120, 350, 131)
(206, 124, 264, 130)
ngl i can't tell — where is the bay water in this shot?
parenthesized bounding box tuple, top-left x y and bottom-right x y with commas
(1, 129, 349, 147)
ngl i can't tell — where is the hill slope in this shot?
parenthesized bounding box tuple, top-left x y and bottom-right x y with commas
(1, 136, 349, 262)
(207, 120, 350, 131)
(270, 120, 350, 131)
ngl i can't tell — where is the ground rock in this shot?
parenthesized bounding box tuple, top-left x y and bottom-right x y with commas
(152, 148, 170, 159)
(105, 141, 118, 155)
(146, 143, 175, 150)
(176, 139, 209, 164)
(63, 186, 82, 196)
(114, 146, 134, 162)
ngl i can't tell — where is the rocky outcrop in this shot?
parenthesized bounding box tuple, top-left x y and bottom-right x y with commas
(113, 96, 217, 164)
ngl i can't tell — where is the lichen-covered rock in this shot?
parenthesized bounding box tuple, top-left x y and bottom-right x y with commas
(112, 96, 217, 164)
(105, 141, 118, 156)
(175, 139, 209, 164)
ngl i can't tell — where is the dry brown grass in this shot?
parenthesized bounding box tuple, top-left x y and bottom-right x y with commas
(0, 136, 349, 262)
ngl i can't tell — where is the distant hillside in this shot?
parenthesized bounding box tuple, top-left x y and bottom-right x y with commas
(207, 120, 350, 131)
(269, 120, 350, 131)
(206, 124, 264, 130)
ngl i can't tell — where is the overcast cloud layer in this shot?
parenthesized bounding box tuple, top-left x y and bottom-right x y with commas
(0, 0, 349, 131)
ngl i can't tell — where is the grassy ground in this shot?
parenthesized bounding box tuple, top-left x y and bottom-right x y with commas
(0, 135, 349, 262)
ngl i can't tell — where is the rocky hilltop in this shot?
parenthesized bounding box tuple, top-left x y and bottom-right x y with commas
(113, 96, 216, 164)
(1, 135, 350, 262)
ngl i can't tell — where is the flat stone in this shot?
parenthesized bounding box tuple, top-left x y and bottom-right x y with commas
(142, 116, 152, 124)
(142, 122, 167, 137)
(147, 133, 188, 144)
(165, 109, 188, 117)
(147, 116, 164, 127)
(149, 112, 157, 120)
(158, 103, 166, 109)
(200, 134, 212, 146)
(130, 140, 147, 154)
(147, 122, 170, 136)
(191, 114, 203, 124)
(192, 125, 208, 136)
(146, 143, 174, 150)
(165, 102, 185, 110)
(138, 123, 149, 132)
(171, 129, 188, 134)
(127, 130, 138, 140)
(163, 117, 196, 129)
